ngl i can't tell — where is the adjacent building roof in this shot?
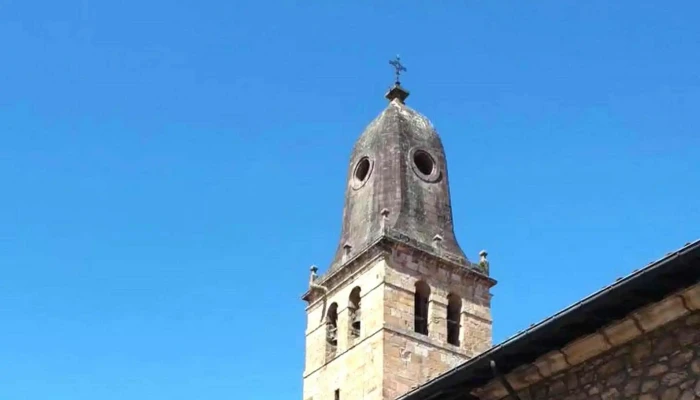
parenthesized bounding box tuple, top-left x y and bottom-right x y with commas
(398, 239, 700, 400)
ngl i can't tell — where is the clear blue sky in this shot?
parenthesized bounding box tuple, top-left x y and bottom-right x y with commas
(1, 1, 699, 399)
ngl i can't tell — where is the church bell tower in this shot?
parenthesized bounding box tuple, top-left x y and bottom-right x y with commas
(301, 58, 496, 400)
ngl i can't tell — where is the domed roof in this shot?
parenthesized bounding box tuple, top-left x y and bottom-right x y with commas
(330, 91, 468, 270)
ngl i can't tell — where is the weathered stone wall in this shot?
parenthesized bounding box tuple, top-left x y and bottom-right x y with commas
(518, 311, 700, 400)
(303, 258, 388, 400)
(382, 328, 469, 399)
(303, 242, 495, 400)
(303, 334, 384, 400)
(382, 245, 494, 399)
(384, 245, 493, 352)
(475, 284, 700, 400)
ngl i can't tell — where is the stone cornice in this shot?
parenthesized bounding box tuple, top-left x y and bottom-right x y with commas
(305, 277, 386, 334)
(383, 229, 496, 287)
(302, 233, 496, 305)
(302, 249, 388, 308)
(302, 321, 384, 379)
(382, 324, 473, 358)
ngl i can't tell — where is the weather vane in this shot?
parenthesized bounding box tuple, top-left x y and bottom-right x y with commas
(389, 55, 407, 86)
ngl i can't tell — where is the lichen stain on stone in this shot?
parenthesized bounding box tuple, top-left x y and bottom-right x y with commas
(330, 94, 468, 271)
(390, 100, 436, 136)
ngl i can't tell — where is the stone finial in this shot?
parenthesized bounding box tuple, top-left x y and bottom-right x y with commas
(381, 208, 390, 219)
(342, 243, 352, 262)
(380, 208, 390, 232)
(308, 265, 329, 295)
(478, 250, 490, 274)
(309, 265, 319, 284)
(385, 84, 410, 103)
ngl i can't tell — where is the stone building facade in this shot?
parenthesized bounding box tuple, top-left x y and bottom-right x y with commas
(301, 83, 496, 400)
(300, 78, 700, 400)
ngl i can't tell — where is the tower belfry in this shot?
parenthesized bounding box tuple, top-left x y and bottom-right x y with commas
(302, 60, 496, 400)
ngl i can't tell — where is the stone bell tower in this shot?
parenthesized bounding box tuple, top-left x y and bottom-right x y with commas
(301, 59, 496, 400)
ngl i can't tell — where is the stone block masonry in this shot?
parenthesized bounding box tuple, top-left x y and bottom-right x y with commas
(381, 245, 494, 399)
(516, 311, 700, 400)
(303, 240, 496, 400)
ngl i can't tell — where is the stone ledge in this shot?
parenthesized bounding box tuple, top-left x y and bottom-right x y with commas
(631, 294, 688, 332)
(562, 331, 610, 365)
(383, 324, 472, 358)
(602, 317, 643, 347)
(461, 310, 493, 324)
(533, 350, 569, 378)
(473, 282, 699, 400)
(680, 284, 700, 310)
(504, 363, 543, 392)
(302, 324, 384, 379)
(385, 232, 497, 288)
(304, 320, 476, 379)
(308, 231, 496, 297)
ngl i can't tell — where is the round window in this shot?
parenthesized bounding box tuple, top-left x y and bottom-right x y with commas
(351, 157, 373, 189)
(355, 158, 370, 181)
(413, 150, 434, 175)
(410, 148, 440, 182)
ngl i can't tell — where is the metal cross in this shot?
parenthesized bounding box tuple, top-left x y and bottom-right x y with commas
(389, 55, 407, 85)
